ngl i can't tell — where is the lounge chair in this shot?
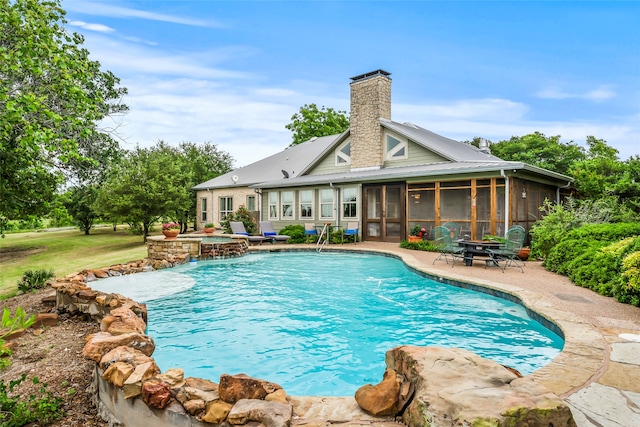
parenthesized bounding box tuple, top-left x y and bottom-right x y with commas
(432, 225, 464, 267)
(229, 221, 268, 245)
(259, 221, 291, 244)
(486, 225, 526, 273)
(341, 221, 359, 244)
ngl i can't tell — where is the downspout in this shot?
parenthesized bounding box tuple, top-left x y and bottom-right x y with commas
(500, 170, 509, 232)
(208, 189, 213, 227)
(557, 182, 572, 204)
(330, 182, 339, 228)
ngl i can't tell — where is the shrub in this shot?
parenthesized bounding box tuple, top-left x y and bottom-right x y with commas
(530, 200, 580, 259)
(614, 251, 640, 306)
(400, 239, 438, 252)
(278, 224, 306, 244)
(219, 207, 257, 234)
(16, 269, 55, 293)
(0, 374, 64, 426)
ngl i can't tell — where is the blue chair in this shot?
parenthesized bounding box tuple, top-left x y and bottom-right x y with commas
(259, 221, 291, 244)
(341, 221, 359, 244)
(304, 223, 319, 242)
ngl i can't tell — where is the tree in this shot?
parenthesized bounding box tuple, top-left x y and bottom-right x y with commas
(285, 104, 349, 146)
(65, 185, 99, 235)
(95, 145, 187, 242)
(484, 132, 586, 176)
(0, 0, 127, 234)
(95, 141, 234, 241)
(175, 141, 233, 231)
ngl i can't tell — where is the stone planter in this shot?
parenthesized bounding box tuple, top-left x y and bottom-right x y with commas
(203, 227, 216, 234)
(162, 229, 180, 240)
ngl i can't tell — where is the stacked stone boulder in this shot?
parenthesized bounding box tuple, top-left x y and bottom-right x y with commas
(355, 346, 576, 427)
(50, 256, 294, 427)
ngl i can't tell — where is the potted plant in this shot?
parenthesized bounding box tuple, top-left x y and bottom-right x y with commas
(162, 222, 180, 239)
(203, 223, 216, 234)
(408, 225, 426, 243)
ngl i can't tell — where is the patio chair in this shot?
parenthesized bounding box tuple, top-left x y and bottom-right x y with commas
(486, 225, 526, 273)
(442, 222, 460, 241)
(304, 223, 318, 242)
(341, 222, 359, 244)
(432, 225, 464, 267)
(229, 221, 268, 245)
(259, 221, 291, 244)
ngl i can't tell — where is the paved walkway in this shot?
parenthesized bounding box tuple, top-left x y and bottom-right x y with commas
(251, 242, 640, 427)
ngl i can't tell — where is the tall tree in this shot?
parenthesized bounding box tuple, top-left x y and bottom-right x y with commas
(0, 0, 127, 233)
(485, 132, 586, 176)
(95, 145, 186, 242)
(176, 141, 233, 231)
(95, 142, 233, 241)
(285, 103, 349, 146)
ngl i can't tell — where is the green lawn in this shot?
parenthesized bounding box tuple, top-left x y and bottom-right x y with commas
(0, 227, 149, 297)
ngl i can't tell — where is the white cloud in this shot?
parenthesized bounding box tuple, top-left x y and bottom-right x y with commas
(64, 1, 223, 28)
(536, 85, 616, 101)
(68, 20, 114, 33)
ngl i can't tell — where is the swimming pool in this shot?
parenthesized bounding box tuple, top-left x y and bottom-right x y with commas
(92, 251, 564, 396)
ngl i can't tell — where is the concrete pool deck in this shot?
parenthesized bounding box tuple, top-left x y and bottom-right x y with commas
(250, 242, 640, 427)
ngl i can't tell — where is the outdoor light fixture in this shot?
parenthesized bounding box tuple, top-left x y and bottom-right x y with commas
(521, 189, 527, 199)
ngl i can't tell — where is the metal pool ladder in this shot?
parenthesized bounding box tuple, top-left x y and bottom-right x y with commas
(316, 223, 330, 252)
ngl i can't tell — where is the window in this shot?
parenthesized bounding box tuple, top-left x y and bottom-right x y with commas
(268, 192, 278, 219)
(336, 140, 351, 165)
(200, 197, 207, 222)
(246, 195, 255, 212)
(341, 187, 357, 218)
(281, 191, 294, 219)
(386, 134, 407, 160)
(320, 189, 334, 219)
(300, 190, 313, 219)
(219, 197, 233, 222)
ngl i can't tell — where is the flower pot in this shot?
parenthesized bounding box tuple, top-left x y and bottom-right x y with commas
(163, 229, 180, 240)
(408, 236, 422, 243)
(203, 227, 215, 234)
(518, 247, 530, 261)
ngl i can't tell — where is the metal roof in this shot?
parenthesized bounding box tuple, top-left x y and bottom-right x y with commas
(380, 119, 503, 162)
(193, 134, 340, 190)
(254, 160, 573, 189)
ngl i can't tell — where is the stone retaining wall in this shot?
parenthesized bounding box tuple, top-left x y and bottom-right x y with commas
(53, 256, 292, 427)
(147, 235, 249, 260)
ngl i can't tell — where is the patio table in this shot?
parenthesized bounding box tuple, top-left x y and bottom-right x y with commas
(456, 240, 503, 266)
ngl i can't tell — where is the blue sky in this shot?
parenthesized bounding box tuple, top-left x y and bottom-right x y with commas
(63, 1, 639, 167)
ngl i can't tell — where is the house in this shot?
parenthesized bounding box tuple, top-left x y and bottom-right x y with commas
(194, 70, 572, 242)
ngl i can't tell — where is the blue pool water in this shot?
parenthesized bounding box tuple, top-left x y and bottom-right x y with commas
(92, 252, 564, 396)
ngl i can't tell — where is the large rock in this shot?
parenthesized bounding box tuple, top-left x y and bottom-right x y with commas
(386, 346, 576, 427)
(122, 361, 160, 399)
(83, 331, 155, 362)
(101, 304, 147, 334)
(202, 400, 234, 424)
(99, 345, 155, 371)
(141, 378, 172, 409)
(219, 373, 282, 404)
(354, 368, 402, 416)
(101, 361, 134, 387)
(227, 399, 293, 427)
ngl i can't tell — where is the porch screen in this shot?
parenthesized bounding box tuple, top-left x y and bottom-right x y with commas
(440, 181, 471, 221)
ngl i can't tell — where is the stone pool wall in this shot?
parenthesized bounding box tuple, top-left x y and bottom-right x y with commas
(52, 256, 295, 427)
(147, 234, 249, 261)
